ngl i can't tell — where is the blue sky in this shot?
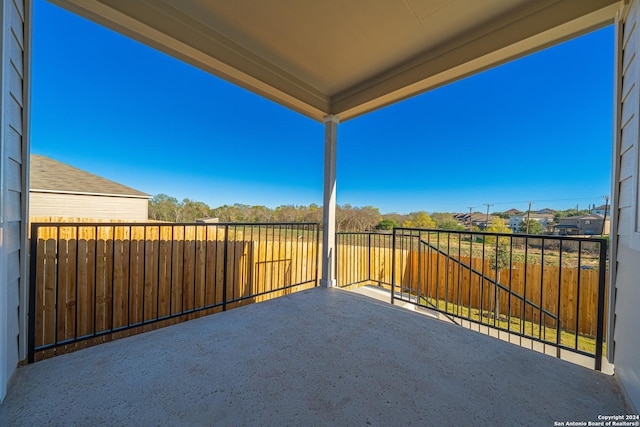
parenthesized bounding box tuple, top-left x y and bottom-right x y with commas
(32, 0, 614, 214)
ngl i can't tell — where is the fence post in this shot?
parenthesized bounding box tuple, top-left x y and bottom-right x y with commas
(368, 233, 372, 285)
(335, 233, 340, 287)
(27, 223, 39, 363)
(222, 225, 229, 311)
(391, 229, 396, 305)
(315, 225, 320, 286)
(594, 240, 607, 371)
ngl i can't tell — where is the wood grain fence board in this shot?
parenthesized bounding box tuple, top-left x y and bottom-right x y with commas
(76, 228, 96, 338)
(158, 228, 172, 318)
(42, 238, 56, 347)
(194, 228, 206, 310)
(129, 232, 144, 325)
(58, 230, 77, 342)
(171, 229, 184, 316)
(214, 240, 224, 306)
(202, 236, 213, 308)
(112, 232, 129, 329)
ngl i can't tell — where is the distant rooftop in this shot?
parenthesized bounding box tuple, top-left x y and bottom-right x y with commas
(564, 214, 607, 220)
(510, 213, 554, 219)
(30, 154, 150, 198)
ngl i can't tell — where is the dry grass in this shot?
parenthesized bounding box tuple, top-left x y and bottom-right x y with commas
(419, 296, 603, 355)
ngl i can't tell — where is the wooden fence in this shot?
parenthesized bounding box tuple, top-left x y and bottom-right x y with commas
(30, 222, 319, 361)
(31, 222, 606, 361)
(336, 242, 606, 338)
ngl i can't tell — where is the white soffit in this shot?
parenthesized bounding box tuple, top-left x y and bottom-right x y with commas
(49, 0, 620, 121)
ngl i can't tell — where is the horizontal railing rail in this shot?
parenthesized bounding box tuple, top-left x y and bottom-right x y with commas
(28, 222, 319, 362)
(337, 228, 607, 370)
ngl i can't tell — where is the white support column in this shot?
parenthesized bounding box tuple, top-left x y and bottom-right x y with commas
(321, 115, 339, 288)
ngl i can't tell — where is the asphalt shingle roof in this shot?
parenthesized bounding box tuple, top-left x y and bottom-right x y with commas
(30, 154, 150, 198)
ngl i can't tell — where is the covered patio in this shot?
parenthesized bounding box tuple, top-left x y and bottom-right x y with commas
(1, 287, 631, 425)
(2, 0, 640, 418)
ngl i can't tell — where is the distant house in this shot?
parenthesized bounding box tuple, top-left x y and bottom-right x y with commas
(502, 208, 522, 216)
(592, 204, 610, 216)
(29, 154, 151, 221)
(554, 214, 610, 236)
(508, 214, 553, 233)
(195, 217, 219, 224)
(453, 212, 496, 229)
(535, 208, 555, 215)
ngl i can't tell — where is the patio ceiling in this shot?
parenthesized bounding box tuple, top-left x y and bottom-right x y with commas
(50, 0, 619, 122)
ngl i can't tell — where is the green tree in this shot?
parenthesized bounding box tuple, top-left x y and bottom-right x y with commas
(438, 220, 466, 231)
(518, 219, 544, 235)
(275, 205, 299, 222)
(336, 205, 381, 232)
(402, 211, 436, 229)
(148, 194, 180, 222)
(485, 218, 513, 323)
(179, 198, 211, 222)
(375, 218, 398, 230)
(485, 217, 511, 234)
(431, 213, 465, 230)
(484, 218, 512, 244)
(249, 205, 274, 222)
(431, 212, 452, 224)
(301, 204, 323, 224)
(382, 213, 411, 227)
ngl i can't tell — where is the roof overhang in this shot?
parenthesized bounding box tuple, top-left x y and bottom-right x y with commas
(49, 0, 621, 122)
(30, 189, 152, 199)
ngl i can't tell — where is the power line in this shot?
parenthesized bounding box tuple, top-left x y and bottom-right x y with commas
(484, 196, 607, 206)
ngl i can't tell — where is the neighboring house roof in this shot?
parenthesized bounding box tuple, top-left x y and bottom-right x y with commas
(558, 214, 609, 225)
(535, 208, 555, 214)
(567, 214, 606, 220)
(510, 213, 553, 219)
(594, 204, 608, 210)
(30, 154, 150, 199)
(503, 208, 522, 215)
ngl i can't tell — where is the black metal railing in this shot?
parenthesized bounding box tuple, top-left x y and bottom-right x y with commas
(336, 232, 393, 288)
(28, 222, 319, 362)
(337, 228, 607, 370)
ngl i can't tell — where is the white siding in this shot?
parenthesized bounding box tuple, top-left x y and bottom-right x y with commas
(29, 192, 149, 221)
(612, 0, 640, 411)
(0, 0, 28, 403)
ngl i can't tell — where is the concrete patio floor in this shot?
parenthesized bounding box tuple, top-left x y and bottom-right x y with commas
(1, 287, 633, 426)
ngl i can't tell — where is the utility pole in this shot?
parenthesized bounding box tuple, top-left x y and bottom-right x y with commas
(483, 203, 493, 230)
(467, 206, 474, 230)
(602, 195, 610, 236)
(526, 201, 534, 234)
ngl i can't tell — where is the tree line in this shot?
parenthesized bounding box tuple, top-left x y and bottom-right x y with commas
(148, 194, 464, 232)
(148, 193, 587, 234)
